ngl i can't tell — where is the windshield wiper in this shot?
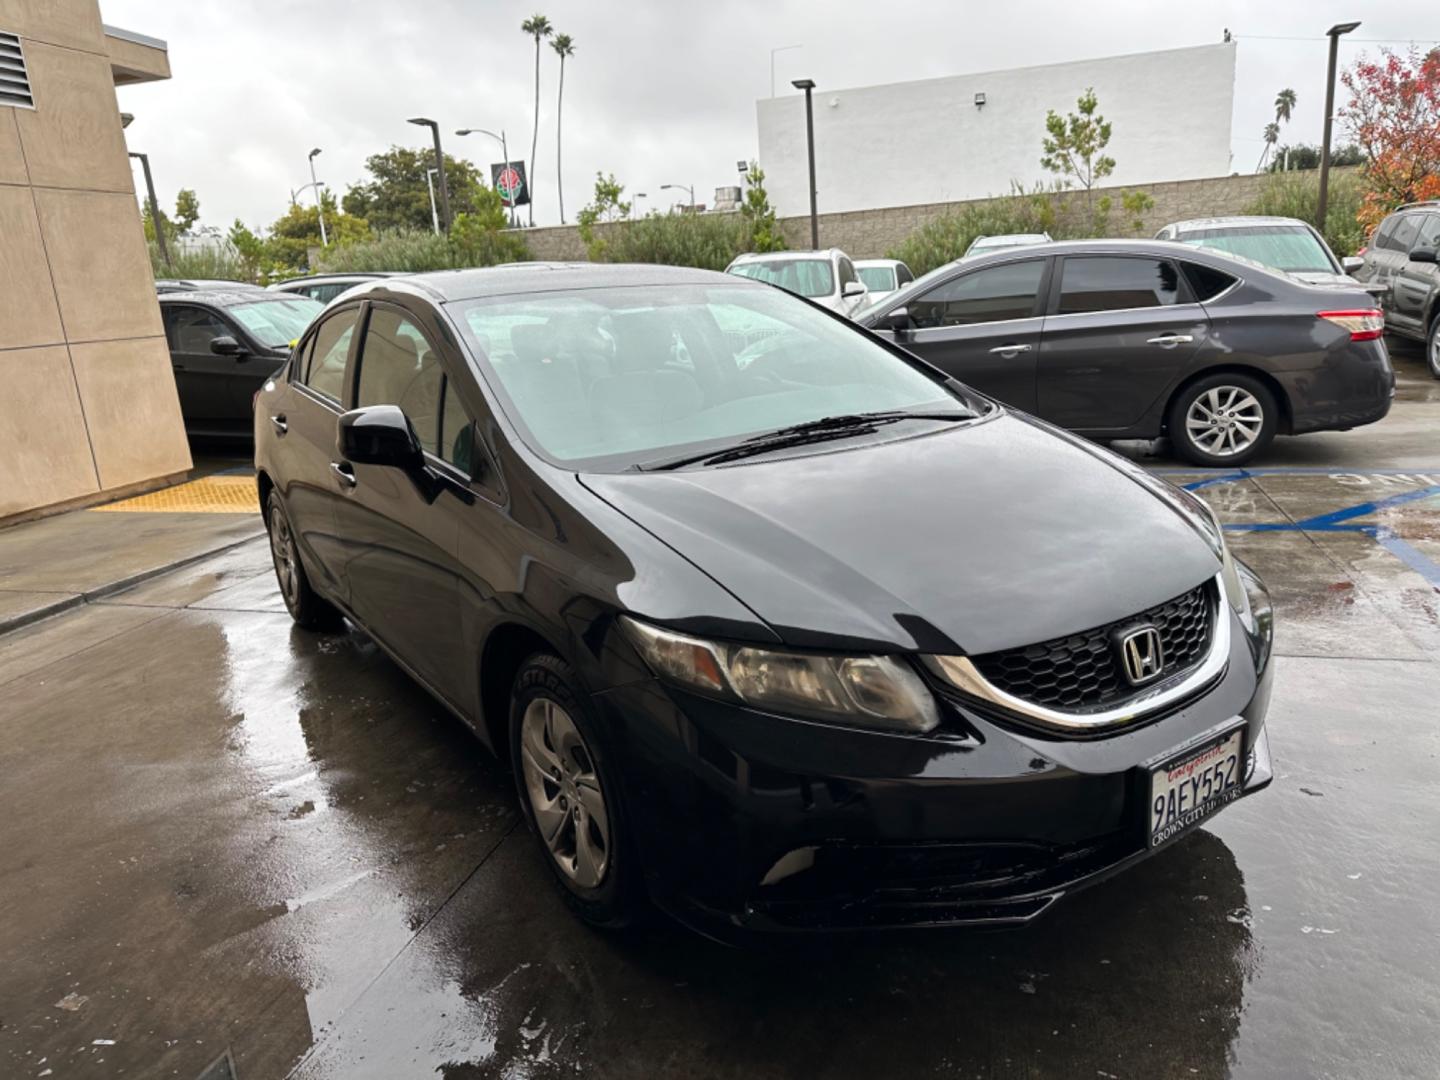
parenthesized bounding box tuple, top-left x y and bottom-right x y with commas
(634, 409, 975, 472)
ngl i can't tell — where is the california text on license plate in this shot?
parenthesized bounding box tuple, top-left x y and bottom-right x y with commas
(1148, 727, 1245, 847)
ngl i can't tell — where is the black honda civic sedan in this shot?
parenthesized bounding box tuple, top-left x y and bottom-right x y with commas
(855, 239, 1393, 466)
(254, 264, 1274, 937)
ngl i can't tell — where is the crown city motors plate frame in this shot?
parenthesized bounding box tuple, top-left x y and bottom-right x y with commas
(1146, 722, 1247, 848)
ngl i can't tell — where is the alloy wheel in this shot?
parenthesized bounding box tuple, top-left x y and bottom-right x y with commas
(1185, 386, 1264, 458)
(519, 697, 611, 888)
(269, 507, 300, 607)
(1429, 319, 1440, 378)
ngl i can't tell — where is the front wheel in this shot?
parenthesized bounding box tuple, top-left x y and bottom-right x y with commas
(1167, 374, 1277, 467)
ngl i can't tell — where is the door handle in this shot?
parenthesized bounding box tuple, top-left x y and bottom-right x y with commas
(1146, 334, 1195, 346)
(988, 343, 1033, 355)
(329, 461, 357, 488)
(269, 414, 288, 435)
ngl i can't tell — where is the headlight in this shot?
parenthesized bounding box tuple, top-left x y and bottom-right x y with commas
(620, 617, 940, 733)
(1188, 498, 1274, 666)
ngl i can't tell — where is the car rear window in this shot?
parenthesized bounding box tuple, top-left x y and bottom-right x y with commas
(1178, 225, 1334, 274)
(728, 259, 835, 299)
(1180, 262, 1238, 302)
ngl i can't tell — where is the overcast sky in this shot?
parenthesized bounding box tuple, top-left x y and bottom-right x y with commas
(103, 1, 1435, 233)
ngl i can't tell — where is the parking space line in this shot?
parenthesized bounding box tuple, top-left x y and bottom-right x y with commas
(1295, 485, 1440, 529)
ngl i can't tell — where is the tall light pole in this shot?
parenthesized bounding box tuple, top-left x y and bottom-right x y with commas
(127, 151, 171, 270)
(456, 126, 515, 227)
(660, 183, 695, 212)
(792, 78, 819, 249)
(633, 192, 647, 218)
(308, 147, 328, 247)
(1317, 21, 1360, 232)
(425, 168, 441, 234)
(770, 44, 802, 98)
(408, 117, 451, 232)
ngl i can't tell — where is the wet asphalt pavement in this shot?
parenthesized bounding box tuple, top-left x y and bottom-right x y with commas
(2, 346, 1440, 1079)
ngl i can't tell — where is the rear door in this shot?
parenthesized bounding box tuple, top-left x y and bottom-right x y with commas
(162, 303, 262, 433)
(1036, 254, 1208, 433)
(1391, 212, 1440, 333)
(269, 303, 363, 600)
(874, 257, 1049, 412)
(1376, 214, 1422, 331)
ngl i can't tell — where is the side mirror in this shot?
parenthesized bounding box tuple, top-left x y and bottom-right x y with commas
(841, 280, 867, 299)
(210, 335, 246, 358)
(1341, 255, 1365, 273)
(874, 306, 912, 333)
(337, 405, 424, 473)
(1408, 247, 1438, 265)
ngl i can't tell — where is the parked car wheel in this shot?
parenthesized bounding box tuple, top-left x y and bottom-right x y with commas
(1167, 374, 1277, 467)
(266, 492, 342, 630)
(1428, 315, 1440, 380)
(510, 652, 642, 928)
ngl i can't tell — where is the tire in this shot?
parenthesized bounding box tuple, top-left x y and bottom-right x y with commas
(1427, 313, 1440, 380)
(509, 653, 643, 928)
(1167, 373, 1278, 468)
(265, 492, 343, 630)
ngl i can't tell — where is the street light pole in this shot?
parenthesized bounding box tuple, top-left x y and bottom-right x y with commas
(128, 151, 171, 270)
(633, 193, 646, 219)
(308, 147, 328, 246)
(408, 117, 451, 231)
(1317, 20, 1360, 232)
(770, 44, 801, 98)
(425, 168, 441, 234)
(660, 183, 695, 211)
(456, 126, 516, 227)
(792, 78, 819, 249)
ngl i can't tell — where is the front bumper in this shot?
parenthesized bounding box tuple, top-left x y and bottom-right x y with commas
(593, 607, 1273, 939)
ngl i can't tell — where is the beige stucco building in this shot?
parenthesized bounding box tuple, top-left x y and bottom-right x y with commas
(1, 0, 190, 522)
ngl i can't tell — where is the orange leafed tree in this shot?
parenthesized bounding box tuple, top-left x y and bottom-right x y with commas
(1340, 46, 1440, 233)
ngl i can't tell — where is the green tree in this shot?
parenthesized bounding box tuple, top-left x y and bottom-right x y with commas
(1275, 87, 1297, 124)
(740, 162, 785, 253)
(227, 219, 266, 279)
(141, 201, 170, 243)
(265, 191, 369, 273)
(576, 172, 630, 260)
(1041, 88, 1115, 216)
(1258, 122, 1281, 172)
(521, 13, 553, 227)
(343, 146, 494, 232)
(1266, 142, 1364, 172)
(173, 188, 201, 233)
(551, 32, 575, 223)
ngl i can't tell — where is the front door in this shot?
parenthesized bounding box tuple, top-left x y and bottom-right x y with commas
(1036, 254, 1209, 433)
(329, 301, 472, 710)
(162, 304, 264, 433)
(875, 257, 1049, 412)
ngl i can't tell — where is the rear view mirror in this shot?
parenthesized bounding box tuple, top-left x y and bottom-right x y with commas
(337, 405, 424, 473)
(210, 335, 245, 358)
(1408, 247, 1438, 265)
(842, 280, 867, 299)
(1341, 256, 1364, 273)
(875, 306, 912, 333)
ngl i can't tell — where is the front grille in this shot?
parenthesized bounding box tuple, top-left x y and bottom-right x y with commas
(969, 583, 1214, 711)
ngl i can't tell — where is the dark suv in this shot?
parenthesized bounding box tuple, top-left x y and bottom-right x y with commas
(1355, 202, 1440, 376)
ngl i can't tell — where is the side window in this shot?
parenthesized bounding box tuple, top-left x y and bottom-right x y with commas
(838, 258, 857, 287)
(907, 260, 1045, 328)
(1372, 215, 1399, 251)
(1058, 257, 1180, 314)
(1179, 262, 1238, 303)
(1389, 215, 1420, 253)
(896, 265, 915, 286)
(165, 306, 232, 353)
(302, 307, 360, 403)
(356, 307, 444, 456)
(439, 379, 476, 474)
(1415, 214, 1440, 250)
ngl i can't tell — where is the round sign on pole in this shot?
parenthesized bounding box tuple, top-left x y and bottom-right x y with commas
(497, 166, 523, 206)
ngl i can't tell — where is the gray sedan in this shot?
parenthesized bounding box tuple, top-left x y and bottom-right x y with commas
(855, 239, 1393, 466)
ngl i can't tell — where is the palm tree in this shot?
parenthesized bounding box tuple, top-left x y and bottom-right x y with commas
(1274, 88, 1297, 125)
(551, 33, 575, 223)
(1258, 122, 1281, 172)
(521, 13, 552, 226)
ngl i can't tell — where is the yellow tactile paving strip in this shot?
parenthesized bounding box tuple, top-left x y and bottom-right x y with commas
(90, 475, 260, 515)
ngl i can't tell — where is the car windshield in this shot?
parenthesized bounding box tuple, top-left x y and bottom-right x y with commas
(728, 259, 835, 298)
(229, 297, 324, 347)
(454, 284, 973, 470)
(1179, 225, 1336, 274)
(857, 266, 897, 292)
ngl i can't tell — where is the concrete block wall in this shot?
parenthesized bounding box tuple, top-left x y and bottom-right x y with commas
(512, 169, 1358, 265)
(0, 0, 189, 521)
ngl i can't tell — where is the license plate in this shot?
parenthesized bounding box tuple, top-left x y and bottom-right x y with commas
(1148, 727, 1245, 847)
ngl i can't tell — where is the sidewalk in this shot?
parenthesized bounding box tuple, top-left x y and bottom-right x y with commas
(0, 471, 266, 634)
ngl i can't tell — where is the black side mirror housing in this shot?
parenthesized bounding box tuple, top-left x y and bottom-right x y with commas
(875, 306, 912, 333)
(1408, 247, 1438, 265)
(210, 335, 245, 358)
(337, 405, 425, 473)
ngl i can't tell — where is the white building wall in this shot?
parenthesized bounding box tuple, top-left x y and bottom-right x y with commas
(757, 43, 1236, 220)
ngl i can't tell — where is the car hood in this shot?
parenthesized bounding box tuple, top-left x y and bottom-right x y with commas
(580, 414, 1220, 655)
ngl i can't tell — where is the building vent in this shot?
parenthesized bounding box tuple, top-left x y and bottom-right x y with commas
(0, 31, 34, 109)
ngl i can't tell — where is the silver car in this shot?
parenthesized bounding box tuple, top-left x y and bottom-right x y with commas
(1154, 216, 1375, 293)
(963, 233, 1053, 258)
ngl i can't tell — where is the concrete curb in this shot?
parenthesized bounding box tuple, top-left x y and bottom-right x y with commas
(0, 528, 268, 637)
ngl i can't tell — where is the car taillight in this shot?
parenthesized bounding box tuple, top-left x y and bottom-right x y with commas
(1318, 309, 1384, 342)
(1356, 246, 1367, 257)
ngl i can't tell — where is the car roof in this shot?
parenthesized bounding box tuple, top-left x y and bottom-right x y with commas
(1166, 215, 1310, 231)
(159, 288, 314, 307)
(339, 262, 752, 303)
(854, 258, 904, 268)
(729, 249, 844, 263)
(273, 272, 398, 285)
